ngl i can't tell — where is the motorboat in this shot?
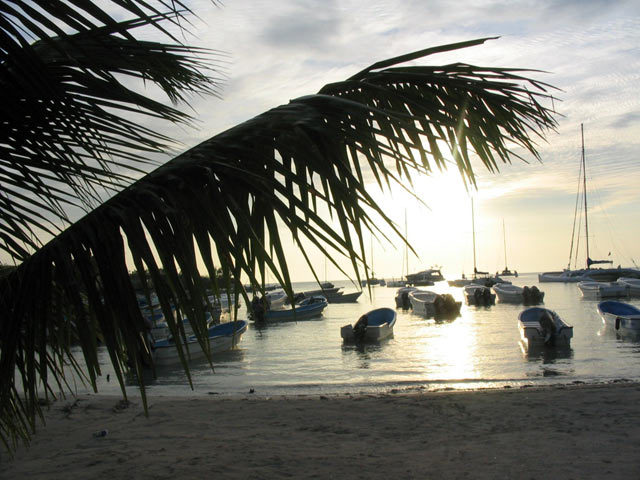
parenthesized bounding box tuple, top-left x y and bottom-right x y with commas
(518, 307, 573, 349)
(152, 320, 247, 366)
(408, 289, 439, 316)
(539, 268, 640, 283)
(264, 289, 288, 310)
(616, 277, 640, 297)
(597, 300, 640, 336)
(493, 283, 544, 304)
(409, 290, 461, 318)
(327, 291, 362, 303)
(258, 298, 328, 322)
(386, 279, 406, 288)
(405, 268, 444, 286)
(150, 311, 214, 340)
(448, 275, 472, 287)
(340, 307, 396, 343)
(463, 284, 495, 306)
(538, 270, 587, 283)
(577, 281, 628, 299)
(395, 286, 418, 309)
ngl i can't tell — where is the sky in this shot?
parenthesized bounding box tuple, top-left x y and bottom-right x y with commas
(151, 0, 639, 281)
(22, 0, 637, 282)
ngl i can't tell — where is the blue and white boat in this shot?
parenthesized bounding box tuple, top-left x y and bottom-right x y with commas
(341, 307, 397, 343)
(152, 320, 248, 366)
(257, 298, 328, 322)
(597, 301, 640, 337)
(518, 307, 573, 349)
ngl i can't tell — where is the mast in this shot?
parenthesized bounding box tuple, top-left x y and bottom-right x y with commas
(472, 198, 477, 273)
(581, 123, 590, 267)
(404, 209, 409, 278)
(502, 219, 508, 270)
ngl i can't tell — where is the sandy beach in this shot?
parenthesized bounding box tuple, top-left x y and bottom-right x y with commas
(2, 381, 639, 479)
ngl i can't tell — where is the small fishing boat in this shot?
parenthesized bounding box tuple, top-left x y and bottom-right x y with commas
(150, 311, 214, 340)
(493, 283, 544, 304)
(340, 307, 396, 343)
(463, 284, 495, 306)
(257, 298, 328, 322)
(408, 289, 439, 316)
(327, 291, 362, 303)
(264, 289, 288, 310)
(597, 300, 640, 336)
(518, 307, 573, 349)
(577, 281, 628, 299)
(409, 290, 461, 318)
(395, 286, 418, 309)
(152, 320, 248, 366)
(616, 277, 640, 297)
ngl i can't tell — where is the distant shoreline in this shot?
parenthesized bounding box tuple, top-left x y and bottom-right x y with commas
(4, 380, 640, 479)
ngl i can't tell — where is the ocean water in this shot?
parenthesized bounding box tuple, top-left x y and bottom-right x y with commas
(82, 273, 640, 398)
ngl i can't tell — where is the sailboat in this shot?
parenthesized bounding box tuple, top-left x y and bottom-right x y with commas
(387, 210, 408, 287)
(497, 220, 518, 277)
(539, 124, 640, 283)
(448, 198, 510, 287)
(361, 236, 382, 286)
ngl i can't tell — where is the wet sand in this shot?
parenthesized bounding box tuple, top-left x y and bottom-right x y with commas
(2, 382, 640, 479)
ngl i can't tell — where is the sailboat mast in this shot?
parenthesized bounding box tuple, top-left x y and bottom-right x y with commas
(404, 209, 409, 278)
(472, 198, 477, 273)
(502, 219, 508, 269)
(581, 123, 590, 267)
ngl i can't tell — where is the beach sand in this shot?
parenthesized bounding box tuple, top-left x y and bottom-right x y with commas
(2, 382, 639, 479)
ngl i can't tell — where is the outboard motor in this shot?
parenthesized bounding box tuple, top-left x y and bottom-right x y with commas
(474, 288, 483, 305)
(522, 286, 531, 304)
(443, 294, 457, 313)
(401, 291, 411, 309)
(539, 311, 557, 346)
(531, 286, 542, 304)
(482, 287, 493, 305)
(353, 314, 368, 342)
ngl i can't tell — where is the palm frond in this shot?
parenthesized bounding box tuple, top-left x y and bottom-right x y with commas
(1, 1, 222, 261)
(0, 37, 559, 452)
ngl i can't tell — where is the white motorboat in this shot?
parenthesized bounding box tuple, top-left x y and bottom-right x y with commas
(518, 307, 573, 349)
(405, 268, 444, 286)
(409, 290, 462, 318)
(463, 284, 495, 306)
(578, 281, 628, 299)
(341, 307, 396, 343)
(150, 311, 214, 340)
(395, 286, 418, 309)
(616, 277, 640, 297)
(264, 289, 288, 310)
(152, 320, 247, 366)
(409, 289, 439, 316)
(493, 283, 544, 304)
(597, 300, 640, 337)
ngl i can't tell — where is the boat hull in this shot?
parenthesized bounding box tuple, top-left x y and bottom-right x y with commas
(578, 281, 628, 299)
(152, 320, 247, 366)
(341, 307, 396, 343)
(597, 301, 640, 336)
(262, 301, 327, 321)
(409, 290, 438, 316)
(518, 307, 573, 349)
(463, 285, 495, 306)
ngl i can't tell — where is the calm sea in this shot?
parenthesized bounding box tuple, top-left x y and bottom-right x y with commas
(81, 272, 640, 397)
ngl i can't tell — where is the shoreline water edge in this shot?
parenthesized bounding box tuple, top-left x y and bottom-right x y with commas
(3, 380, 640, 479)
